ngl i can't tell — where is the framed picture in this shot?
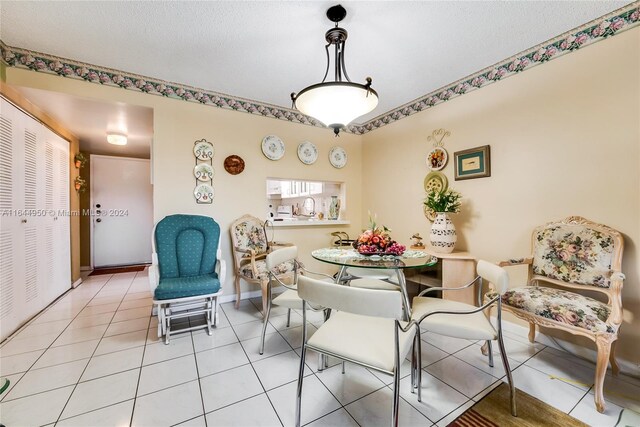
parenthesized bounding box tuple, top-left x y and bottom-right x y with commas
(454, 145, 491, 180)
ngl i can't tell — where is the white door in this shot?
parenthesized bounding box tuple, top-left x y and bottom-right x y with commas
(91, 155, 153, 267)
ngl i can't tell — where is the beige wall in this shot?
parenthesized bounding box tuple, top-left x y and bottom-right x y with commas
(5, 68, 364, 296)
(361, 28, 640, 363)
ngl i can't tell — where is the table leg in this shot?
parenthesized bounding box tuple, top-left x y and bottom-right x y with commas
(335, 265, 347, 284)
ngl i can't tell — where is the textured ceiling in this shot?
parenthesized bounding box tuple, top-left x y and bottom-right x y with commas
(0, 1, 630, 123)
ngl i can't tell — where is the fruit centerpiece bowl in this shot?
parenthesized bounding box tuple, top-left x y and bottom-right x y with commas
(353, 215, 406, 256)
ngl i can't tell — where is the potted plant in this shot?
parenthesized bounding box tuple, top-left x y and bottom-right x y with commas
(423, 189, 462, 253)
(74, 176, 87, 193)
(74, 152, 87, 169)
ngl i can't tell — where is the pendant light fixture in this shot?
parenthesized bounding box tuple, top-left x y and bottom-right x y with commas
(291, 4, 378, 136)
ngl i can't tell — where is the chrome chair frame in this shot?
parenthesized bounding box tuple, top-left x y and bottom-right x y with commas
(259, 259, 333, 355)
(411, 275, 517, 416)
(295, 287, 418, 427)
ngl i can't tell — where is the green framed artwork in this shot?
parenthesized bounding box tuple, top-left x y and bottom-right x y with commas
(454, 145, 491, 180)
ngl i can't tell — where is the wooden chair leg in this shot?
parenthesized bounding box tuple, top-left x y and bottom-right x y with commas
(234, 275, 241, 308)
(609, 339, 620, 376)
(528, 322, 536, 343)
(594, 337, 611, 414)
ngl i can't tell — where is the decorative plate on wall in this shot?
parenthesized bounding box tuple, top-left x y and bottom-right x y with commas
(194, 163, 214, 181)
(261, 135, 285, 160)
(297, 141, 318, 165)
(426, 147, 448, 171)
(423, 171, 448, 194)
(329, 146, 347, 169)
(224, 155, 245, 175)
(423, 205, 438, 222)
(194, 139, 214, 160)
(194, 184, 214, 204)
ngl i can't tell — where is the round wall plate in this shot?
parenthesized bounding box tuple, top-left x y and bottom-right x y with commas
(261, 135, 285, 160)
(329, 146, 347, 169)
(194, 163, 214, 181)
(297, 141, 318, 165)
(426, 147, 448, 171)
(194, 184, 214, 204)
(423, 171, 448, 194)
(224, 155, 245, 175)
(194, 139, 214, 160)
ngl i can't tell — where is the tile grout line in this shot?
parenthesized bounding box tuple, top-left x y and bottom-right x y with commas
(128, 294, 154, 427)
(55, 272, 139, 424)
(188, 316, 210, 427)
(0, 276, 117, 404)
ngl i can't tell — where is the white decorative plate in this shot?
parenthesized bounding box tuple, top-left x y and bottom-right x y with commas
(193, 139, 214, 160)
(297, 141, 318, 165)
(194, 184, 214, 204)
(194, 163, 214, 181)
(426, 147, 448, 171)
(329, 146, 347, 169)
(261, 135, 285, 161)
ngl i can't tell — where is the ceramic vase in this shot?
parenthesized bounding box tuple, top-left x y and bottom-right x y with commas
(328, 196, 340, 220)
(430, 212, 457, 253)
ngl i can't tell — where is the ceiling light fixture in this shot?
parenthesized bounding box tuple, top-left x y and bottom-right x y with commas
(106, 133, 127, 146)
(291, 4, 378, 136)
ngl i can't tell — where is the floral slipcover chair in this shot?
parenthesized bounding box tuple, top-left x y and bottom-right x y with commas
(486, 216, 624, 413)
(230, 214, 295, 314)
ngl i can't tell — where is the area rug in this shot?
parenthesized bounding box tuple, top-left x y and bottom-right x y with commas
(447, 383, 587, 427)
(89, 265, 148, 276)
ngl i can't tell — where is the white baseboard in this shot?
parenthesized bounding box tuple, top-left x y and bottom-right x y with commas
(500, 319, 640, 379)
(217, 288, 286, 305)
(72, 278, 83, 289)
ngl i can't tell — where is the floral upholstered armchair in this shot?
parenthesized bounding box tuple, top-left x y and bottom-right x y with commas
(485, 216, 624, 413)
(230, 214, 294, 314)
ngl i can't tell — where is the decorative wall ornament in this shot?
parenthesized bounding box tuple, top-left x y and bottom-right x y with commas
(329, 146, 347, 169)
(423, 171, 448, 222)
(224, 155, 245, 175)
(454, 145, 491, 180)
(261, 135, 285, 161)
(297, 141, 318, 165)
(1, 4, 638, 135)
(193, 139, 214, 204)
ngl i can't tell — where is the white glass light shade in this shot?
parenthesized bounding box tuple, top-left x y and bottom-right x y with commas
(107, 133, 127, 146)
(295, 83, 378, 128)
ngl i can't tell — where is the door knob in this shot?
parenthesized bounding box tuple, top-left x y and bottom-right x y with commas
(21, 218, 27, 223)
(96, 218, 102, 223)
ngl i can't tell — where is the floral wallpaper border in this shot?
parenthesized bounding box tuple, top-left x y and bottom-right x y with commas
(1, 3, 638, 135)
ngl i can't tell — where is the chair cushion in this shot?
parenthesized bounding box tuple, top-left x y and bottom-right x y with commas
(155, 215, 220, 279)
(307, 311, 415, 373)
(233, 219, 268, 255)
(492, 286, 613, 334)
(412, 297, 497, 340)
(240, 259, 295, 280)
(273, 289, 302, 309)
(155, 273, 221, 300)
(532, 223, 616, 288)
(350, 278, 400, 291)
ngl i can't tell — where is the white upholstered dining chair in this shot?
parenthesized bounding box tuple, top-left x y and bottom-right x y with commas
(295, 275, 418, 427)
(411, 260, 517, 417)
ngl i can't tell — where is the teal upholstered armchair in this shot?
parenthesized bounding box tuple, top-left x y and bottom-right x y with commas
(149, 214, 226, 344)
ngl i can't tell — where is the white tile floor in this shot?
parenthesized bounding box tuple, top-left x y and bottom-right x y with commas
(1, 270, 639, 426)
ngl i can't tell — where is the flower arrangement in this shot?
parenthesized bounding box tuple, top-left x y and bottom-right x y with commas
(74, 176, 87, 193)
(424, 189, 462, 214)
(353, 213, 406, 256)
(74, 152, 87, 169)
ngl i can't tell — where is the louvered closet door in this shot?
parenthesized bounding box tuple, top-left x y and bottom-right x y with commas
(52, 129, 70, 300)
(0, 98, 26, 340)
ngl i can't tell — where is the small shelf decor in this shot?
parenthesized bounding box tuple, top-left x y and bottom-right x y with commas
(424, 189, 461, 253)
(193, 139, 214, 204)
(74, 152, 87, 169)
(74, 176, 87, 193)
(353, 213, 406, 256)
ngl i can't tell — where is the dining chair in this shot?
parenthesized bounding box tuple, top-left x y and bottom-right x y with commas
(411, 260, 517, 417)
(295, 275, 418, 427)
(259, 246, 333, 355)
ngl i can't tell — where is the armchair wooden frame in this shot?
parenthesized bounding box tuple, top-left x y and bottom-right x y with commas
(485, 216, 624, 413)
(230, 214, 294, 315)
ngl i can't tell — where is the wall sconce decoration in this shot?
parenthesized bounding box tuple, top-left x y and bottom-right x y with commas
(74, 176, 87, 193)
(74, 152, 87, 169)
(426, 129, 451, 171)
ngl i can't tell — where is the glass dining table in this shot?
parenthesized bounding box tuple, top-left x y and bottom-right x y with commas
(311, 247, 438, 319)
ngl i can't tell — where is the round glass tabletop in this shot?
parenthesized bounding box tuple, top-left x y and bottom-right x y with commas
(311, 248, 438, 270)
